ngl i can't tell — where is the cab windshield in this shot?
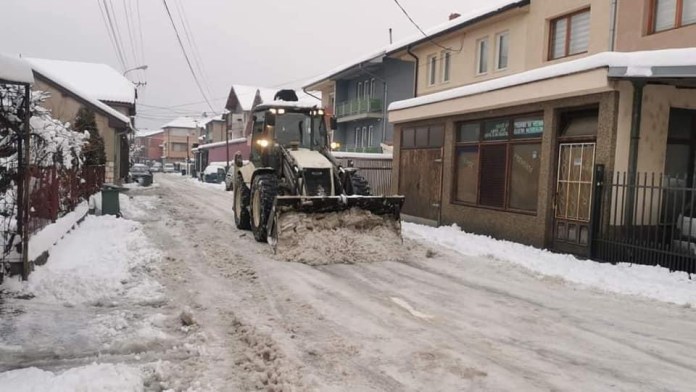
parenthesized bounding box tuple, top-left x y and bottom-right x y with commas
(272, 111, 327, 150)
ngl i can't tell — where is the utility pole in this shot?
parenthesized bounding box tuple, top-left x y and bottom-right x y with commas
(225, 121, 230, 169)
(21, 84, 31, 280)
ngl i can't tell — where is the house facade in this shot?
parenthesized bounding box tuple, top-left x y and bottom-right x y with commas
(386, 0, 696, 269)
(133, 129, 164, 163)
(26, 58, 136, 183)
(304, 54, 415, 152)
(161, 117, 200, 164)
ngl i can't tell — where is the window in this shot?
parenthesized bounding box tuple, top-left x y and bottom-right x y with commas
(454, 115, 543, 212)
(365, 79, 371, 99)
(355, 127, 361, 147)
(651, 0, 696, 33)
(171, 142, 188, 152)
(495, 32, 509, 70)
(357, 82, 363, 98)
(550, 9, 590, 60)
(428, 54, 437, 85)
(368, 125, 374, 146)
(370, 79, 376, 97)
(476, 38, 489, 74)
(442, 51, 451, 82)
(400, 125, 445, 149)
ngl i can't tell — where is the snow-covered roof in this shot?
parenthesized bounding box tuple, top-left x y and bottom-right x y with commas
(303, 0, 527, 89)
(254, 100, 321, 111)
(25, 58, 135, 104)
(0, 53, 34, 84)
(389, 48, 696, 112)
(385, 0, 528, 54)
(228, 85, 265, 111)
(135, 128, 164, 138)
(28, 58, 131, 125)
(162, 116, 202, 129)
(199, 114, 225, 126)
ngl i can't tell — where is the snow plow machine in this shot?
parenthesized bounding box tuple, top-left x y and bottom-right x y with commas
(231, 90, 404, 255)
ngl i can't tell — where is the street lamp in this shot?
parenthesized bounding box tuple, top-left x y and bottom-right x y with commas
(123, 65, 148, 76)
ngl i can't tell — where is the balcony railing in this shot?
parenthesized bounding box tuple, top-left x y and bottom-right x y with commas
(335, 98, 383, 118)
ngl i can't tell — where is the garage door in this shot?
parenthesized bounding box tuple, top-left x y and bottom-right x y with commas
(398, 125, 444, 222)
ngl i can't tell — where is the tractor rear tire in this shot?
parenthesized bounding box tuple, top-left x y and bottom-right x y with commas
(234, 174, 251, 230)
(348, 173, 371, 196)
(250, 173, 278, 242)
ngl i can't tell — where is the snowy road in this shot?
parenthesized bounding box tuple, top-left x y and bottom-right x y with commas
(3, 172, 696, 391)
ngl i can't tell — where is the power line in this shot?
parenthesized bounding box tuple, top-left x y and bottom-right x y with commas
(173, 0, 215, 100)
(135, 0, 147, 81)
(161, 0, 217, 113)
(98, 0, 127, 70)
(105, 0, 132, 67)
(391, 0, 461, 53)
(122, 0, 142, 81)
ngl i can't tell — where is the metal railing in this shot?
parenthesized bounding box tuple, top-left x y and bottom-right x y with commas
(593, 170, 696, 274)
(335, 98, 382, 118)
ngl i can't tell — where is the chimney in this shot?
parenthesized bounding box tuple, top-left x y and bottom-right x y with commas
(449, 12, 461, 21)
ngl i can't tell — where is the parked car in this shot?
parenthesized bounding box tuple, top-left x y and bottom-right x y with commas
(163, 163, 175, 173)
(129, 163, 153, 186)
(224, 168, 235, 191)
(151, 162, 163, 172)
(203, 164, 226, 183)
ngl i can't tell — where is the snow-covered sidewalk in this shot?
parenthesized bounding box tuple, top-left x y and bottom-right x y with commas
(0, 207, 169, 391)
(404, 222, 696, 307)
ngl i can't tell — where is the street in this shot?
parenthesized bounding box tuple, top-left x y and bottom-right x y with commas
(5, 173, 694, 391)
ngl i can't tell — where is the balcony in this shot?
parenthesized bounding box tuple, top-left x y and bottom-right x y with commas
(335, 98, 383, 121)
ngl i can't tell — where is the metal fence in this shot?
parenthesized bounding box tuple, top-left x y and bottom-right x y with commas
(336, 156, 393, 196)
(27, 165, 104, 235)
(593, 170, 696, 274)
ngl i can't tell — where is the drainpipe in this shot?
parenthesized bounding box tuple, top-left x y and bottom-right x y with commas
(406, 45, 419, 97)
(609, 0, 618, 51)
(302, 87, 322, 102)
(625, 80, 645, 226)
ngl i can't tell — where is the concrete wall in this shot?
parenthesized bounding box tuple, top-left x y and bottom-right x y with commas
(33, 77, 123, 183)
(615, 0, 696, 51)
(392, 91, 617, 248)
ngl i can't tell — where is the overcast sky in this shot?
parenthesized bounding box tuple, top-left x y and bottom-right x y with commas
(1, 0, 491, 129)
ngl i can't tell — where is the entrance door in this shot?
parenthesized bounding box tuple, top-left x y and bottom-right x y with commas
(398, 125, 444, 223)
(553, 143, 596, 255)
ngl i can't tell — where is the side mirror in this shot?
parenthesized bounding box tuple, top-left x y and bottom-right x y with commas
(234, 152, 243, 167)
(329, 116, 337, 131)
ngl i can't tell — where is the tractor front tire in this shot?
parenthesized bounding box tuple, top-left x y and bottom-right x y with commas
(234, 174, 251, 230)
(250, 174, 278, 242)
(348, 173, 372, 196)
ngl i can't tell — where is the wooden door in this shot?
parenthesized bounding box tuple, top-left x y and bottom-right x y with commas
(552, 142, 596, 255)
(399, 148, 442, 222)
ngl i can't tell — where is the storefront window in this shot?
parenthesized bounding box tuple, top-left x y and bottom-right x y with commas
(454, 114, 543, 212)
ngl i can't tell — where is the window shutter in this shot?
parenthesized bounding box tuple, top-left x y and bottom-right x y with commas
(683, 0, 696, 25)
(551, 18, 567, 59)
(655, 0, 677, 31)
(478, 144, 507, 207)
(569, 11, 590, 54)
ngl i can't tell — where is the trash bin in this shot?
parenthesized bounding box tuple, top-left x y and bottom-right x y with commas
(181, 169, 187, 176)
(101, 184, 124, 216)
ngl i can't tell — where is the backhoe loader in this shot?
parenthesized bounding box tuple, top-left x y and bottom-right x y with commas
(231, 90, 404, 254)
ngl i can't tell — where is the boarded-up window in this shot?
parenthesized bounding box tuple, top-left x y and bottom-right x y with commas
(454, 115, 543, 212)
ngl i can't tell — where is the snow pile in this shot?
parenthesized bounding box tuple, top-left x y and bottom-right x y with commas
(275, 208, 405, 265)
(120, 193, 160, 220)
(0, 363, 143, 392)
(5, 215, 163, 306)
(28, 201, 89, 260)
(404, 223, 696, 307)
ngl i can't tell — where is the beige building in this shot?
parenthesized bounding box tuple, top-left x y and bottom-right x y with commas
(384, 0, 696, 270)
(160, 117, 200, 164)
(26, 58, 136, 183)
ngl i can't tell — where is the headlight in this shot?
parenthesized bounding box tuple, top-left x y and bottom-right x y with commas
(256, 139, 270, 148)
(330, 142, 340, 150)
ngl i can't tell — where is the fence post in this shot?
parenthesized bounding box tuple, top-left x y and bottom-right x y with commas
(589, 164, 605, 259)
